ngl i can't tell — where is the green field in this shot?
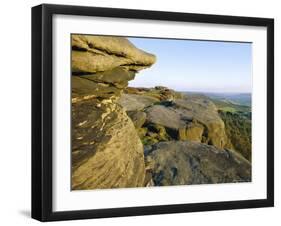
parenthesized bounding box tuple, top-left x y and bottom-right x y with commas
(211, 99, 251, 113)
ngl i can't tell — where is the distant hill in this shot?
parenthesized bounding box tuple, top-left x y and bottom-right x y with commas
(203, 93, 251, 107)
(181, 92, 251, 113)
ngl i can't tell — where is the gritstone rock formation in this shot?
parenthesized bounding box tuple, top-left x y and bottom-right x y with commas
(118, 88, 251, 186)
(118, 94, 158, 111)
(71, 35, 251, 190)
(71, 35, 156, 190)
(173, 96, 229, 149)
(145, 141, 251, 186)
(120, 89, 230, 149)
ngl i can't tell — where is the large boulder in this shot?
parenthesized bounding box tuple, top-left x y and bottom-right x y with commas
(71, 35, 156, 190)
(144, 95, 229, 149)
(173, 97, 229, 149)
(145, 141, 251, 186)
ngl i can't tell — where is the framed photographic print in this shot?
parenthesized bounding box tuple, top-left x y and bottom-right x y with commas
(32, 4, 274, 221)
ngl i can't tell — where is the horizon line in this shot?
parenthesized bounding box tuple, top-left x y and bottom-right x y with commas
(128, 86, 251, 94)
(180, 90, 252, 94)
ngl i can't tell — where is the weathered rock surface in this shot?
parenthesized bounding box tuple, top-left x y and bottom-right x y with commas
(127, 111, 147, 128)
(72, 100, 145, 189)
(72, 35, 156, 73)
(71, 35, 156, 190)
(124, 86, 184, 101)
(144, 95, 229, 149)
(178, 121, 204, 142)
(173, 97, 229, 148)
(145, 105, 186, 131)
(118, 94, 158, 111)
(145, 141, 251, 186)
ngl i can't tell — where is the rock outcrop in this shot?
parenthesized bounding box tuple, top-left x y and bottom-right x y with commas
(173, 96, 229, 149)
(71, 35, 156, 190)
(124, 86, 184, 101)
(145, 141, 251, 186)
(118, 94, 158, 111)
(72, 35, 156, 73)
(71, 35, 251, 190)
(118, 88, 230, 149)
(140, 94, 229, 149)
(116, 86, 251, 186)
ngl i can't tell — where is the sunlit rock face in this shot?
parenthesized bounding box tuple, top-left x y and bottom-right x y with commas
(126, 93, 230, 149)
(71, 35, 156, 190)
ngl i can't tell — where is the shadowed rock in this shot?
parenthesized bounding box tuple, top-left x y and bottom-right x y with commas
(127, 111, 147, 128)
(146, 141, 251, 186)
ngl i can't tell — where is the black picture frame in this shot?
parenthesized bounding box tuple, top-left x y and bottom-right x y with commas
(32, 3, 274, 222)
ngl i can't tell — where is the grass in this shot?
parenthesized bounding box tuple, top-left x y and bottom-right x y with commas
(219, 106, 237, 113)
(211, 99, 251, 113)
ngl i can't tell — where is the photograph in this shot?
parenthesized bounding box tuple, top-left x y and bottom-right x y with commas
(71, 34, 252, 190)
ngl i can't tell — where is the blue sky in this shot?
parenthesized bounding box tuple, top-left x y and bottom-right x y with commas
(128, 37, 252, 93)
